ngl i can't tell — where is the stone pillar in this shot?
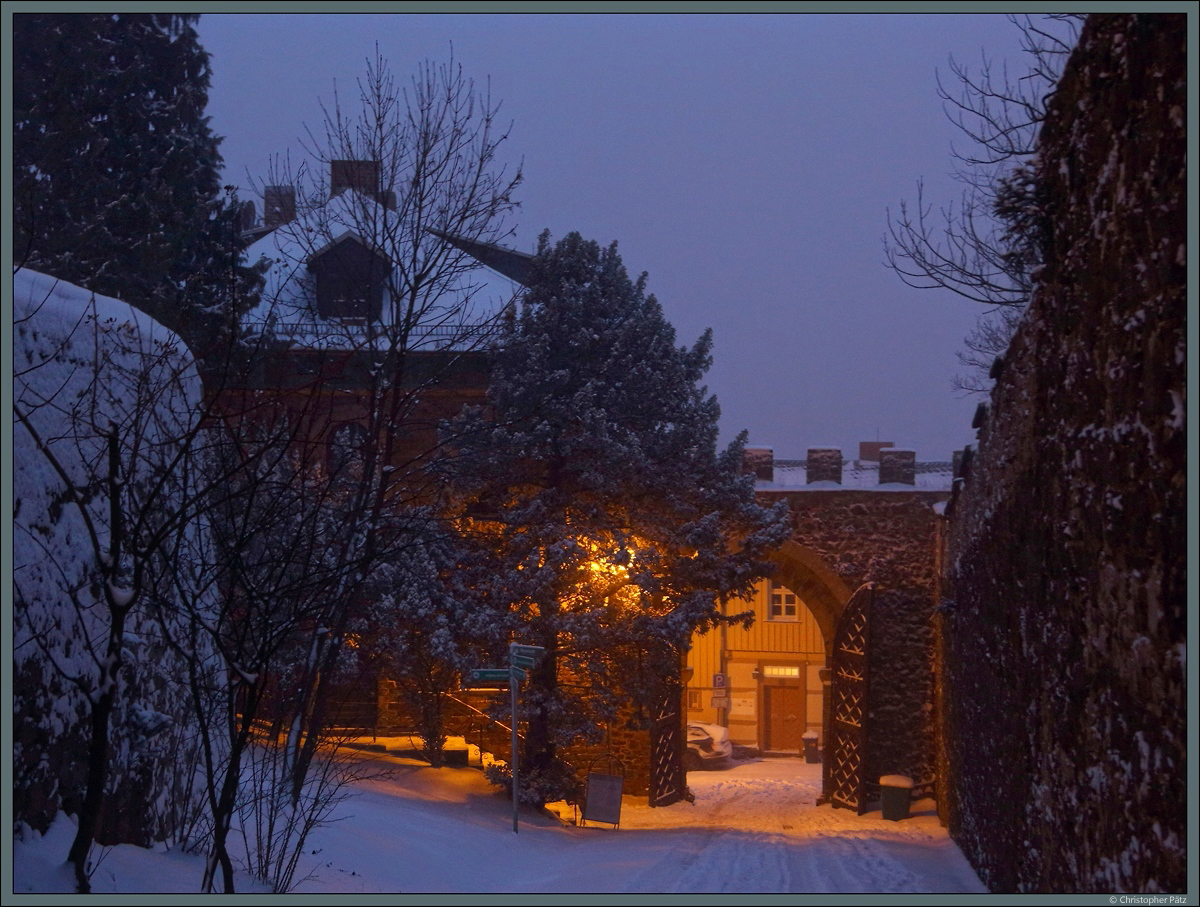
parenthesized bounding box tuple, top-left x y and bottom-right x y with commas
(806, 448, 843, 484)
(879, 448, 916, 485)
(743, 447, 774, 482)
(818, 666, 833, 800)
(331, 159, 381, 197)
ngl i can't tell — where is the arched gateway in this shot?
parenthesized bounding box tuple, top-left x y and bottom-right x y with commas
(767, 539, 852, 654)
(685, 447, 952, 810)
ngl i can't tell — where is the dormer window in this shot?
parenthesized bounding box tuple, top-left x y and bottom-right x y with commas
(308, 233, 391, 322)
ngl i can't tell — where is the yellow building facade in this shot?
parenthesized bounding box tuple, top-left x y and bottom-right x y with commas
(685, 578, 826, 753)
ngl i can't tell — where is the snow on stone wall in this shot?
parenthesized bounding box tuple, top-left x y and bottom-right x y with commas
(942, 15, 1186, 893)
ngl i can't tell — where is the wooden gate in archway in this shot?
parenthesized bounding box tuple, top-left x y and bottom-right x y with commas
(648, 680, 686, 807)
(823, 583, 874, 813)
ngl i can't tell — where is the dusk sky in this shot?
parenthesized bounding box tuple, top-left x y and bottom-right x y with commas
(198, 12, 1053, 462)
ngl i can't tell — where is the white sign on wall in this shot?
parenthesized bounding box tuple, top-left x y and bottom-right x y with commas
(730, 696, 756, 717)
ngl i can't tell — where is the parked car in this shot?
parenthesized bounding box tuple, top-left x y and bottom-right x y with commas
(684, 721, 733, 771)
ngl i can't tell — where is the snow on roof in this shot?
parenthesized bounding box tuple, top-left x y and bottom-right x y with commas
(758, 458, 955, 492)
(242, 189, 521, 351)
(305, 227, 387, 260)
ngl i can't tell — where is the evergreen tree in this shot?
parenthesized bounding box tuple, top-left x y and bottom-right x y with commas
(13, 13, 257, 354)
(448, 231, 789, 804)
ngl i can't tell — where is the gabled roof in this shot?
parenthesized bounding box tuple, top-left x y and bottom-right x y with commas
(242, 190, 524, 350)
(428, 229, 534, 286)
(306, 228, 393, 266)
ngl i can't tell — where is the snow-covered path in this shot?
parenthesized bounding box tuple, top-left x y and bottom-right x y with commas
(13, 749, 987, 895)
(289, 749, 986, 894)
(554, 759, 980, 894)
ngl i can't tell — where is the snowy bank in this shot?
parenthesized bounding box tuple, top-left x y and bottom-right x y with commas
(12, 750, 985, 894)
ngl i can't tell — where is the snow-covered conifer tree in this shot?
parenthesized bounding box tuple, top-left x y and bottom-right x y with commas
(354, 525, 478, 766)
(448, 231, 789, 804)
(13, 13, 259, 354)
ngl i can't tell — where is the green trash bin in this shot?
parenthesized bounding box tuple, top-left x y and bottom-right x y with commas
(879, 774, 913, 820)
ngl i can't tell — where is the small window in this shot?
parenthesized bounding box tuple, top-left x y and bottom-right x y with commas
(768, 581, 798, 621)
(762, 665, 800, 678)
(687, 690, 702, 711)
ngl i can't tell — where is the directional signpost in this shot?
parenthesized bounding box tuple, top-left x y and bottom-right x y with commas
(508, 642, 544, 833)
(462, 643, 547, 833)
(510, 644, 542, 668)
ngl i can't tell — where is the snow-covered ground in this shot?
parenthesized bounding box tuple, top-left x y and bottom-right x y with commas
(14, 741, 986, 895)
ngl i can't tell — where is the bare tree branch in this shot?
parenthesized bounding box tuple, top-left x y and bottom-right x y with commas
(883, 14, 1082, 393)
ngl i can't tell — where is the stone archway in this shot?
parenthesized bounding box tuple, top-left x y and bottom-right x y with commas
(765, 540, 853, 779)
(767, 539, 852, 658)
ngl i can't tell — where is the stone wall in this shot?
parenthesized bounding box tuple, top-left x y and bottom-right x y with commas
(380, 682, 656, 797)
(941, 15, 1186, 892)
(562, 711, 654, 798)
(775, 490, 946, 788)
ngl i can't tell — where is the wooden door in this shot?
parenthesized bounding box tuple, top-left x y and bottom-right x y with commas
(764, 685, 804, 751)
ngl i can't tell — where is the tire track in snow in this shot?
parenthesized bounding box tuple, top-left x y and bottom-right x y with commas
(688, 772, 821, 834)
(788, 830, 928, 893)
(667, 831, 793, 893)
(587, 760, 982, 893)
(657, 772, 806, 892)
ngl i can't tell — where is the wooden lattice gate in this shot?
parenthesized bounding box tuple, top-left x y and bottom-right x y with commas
(823, 583, 874, 813)
(648, 681, 686, 807)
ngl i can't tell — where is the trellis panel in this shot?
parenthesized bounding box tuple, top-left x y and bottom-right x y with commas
(825, 583, 874, 813)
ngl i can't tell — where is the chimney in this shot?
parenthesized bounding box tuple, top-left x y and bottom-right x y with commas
(806, 448, 843, 484)
(858, 440, 895, 463)
(743, 448, 774, 482)
(263, 185, 296, 227)
(331, 159, 381, 199)
(238, 200, 257, 232)
(878, 448, 916, 485)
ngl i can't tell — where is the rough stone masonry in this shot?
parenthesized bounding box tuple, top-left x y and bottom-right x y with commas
(941, 14, 1186, 893)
